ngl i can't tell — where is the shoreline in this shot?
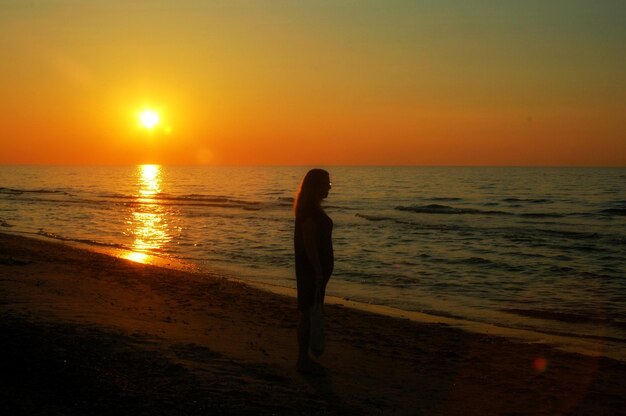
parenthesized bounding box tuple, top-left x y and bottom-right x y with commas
(2, 231, 625, 414)
(244, 281, 626, 363)
(5, 229, 625, 363)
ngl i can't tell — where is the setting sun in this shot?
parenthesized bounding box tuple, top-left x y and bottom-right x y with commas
(139, 110, 160, 129)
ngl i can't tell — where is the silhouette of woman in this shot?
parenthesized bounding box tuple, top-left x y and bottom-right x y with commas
(293, 169, 333, 373)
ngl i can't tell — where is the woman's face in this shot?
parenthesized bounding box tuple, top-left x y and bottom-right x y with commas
(319, 176, 331, 199)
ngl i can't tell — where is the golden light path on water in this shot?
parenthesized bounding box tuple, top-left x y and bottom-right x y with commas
(122, 164, 171, 263)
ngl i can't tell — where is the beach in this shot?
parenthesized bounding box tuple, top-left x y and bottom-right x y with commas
(1, 232, 625, 415)
(3, 165, 625, 348)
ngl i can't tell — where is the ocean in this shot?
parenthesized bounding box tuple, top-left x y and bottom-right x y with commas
(1, 165, 625, 357)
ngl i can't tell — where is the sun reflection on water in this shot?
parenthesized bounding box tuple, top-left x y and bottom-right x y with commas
(138, 164, 161, 198)
(122, 164, 171, 263)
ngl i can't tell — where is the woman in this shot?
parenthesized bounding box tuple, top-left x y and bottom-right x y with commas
(293, 169, 333, 373)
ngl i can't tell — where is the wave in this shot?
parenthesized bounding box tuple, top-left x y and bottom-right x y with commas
(3, 191, 263, 211)
(396, 204, 573, 218)
(127, 200, 262, 211)
(396, 204, 510, 216)
(501, 308, 626, 329)
(502, 198, 553, 204)
(355, 213, 616, 251)
(0, 219, 13, 228)
(534, 228, 599, 240)
(0, 196, 104, 206)
(458, 257, 492, 265)
(606, 236, 626, 246)
(277, 198, 295, 208)
(0, 187, 70, 195)
(105, 193, 261, 206)
(36, 230, 127, 249)
(355, 213, 393, 222)
(519, 213, 565, 219)
(600, 208, 626, 216)
(552, 243, 605, 253)
(426, 197, 463, 202)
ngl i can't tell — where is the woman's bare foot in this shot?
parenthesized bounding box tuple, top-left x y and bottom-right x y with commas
(297, 358, 326, 374)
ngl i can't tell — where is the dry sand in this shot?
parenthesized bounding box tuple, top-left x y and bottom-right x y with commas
(1, 232, 625, 415)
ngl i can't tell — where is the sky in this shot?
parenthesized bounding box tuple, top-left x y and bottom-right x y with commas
(0, 0, 624, 166)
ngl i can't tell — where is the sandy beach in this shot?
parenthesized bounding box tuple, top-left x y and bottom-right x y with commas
(1, 232, 625, 415)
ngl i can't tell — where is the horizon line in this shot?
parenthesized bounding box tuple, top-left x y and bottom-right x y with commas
(1, 163, 625, 169)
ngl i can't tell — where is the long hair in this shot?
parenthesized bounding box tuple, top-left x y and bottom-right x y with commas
(294, 169, 329, 218)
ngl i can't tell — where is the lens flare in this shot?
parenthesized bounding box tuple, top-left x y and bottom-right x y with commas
(533, 357, 548, 373)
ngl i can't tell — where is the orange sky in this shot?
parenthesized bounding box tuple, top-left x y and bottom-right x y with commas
(1, 1, 624, 166)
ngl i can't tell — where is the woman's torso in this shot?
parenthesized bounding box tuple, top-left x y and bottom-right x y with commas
(294, 209, 334, 278)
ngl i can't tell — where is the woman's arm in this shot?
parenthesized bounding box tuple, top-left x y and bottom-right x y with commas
(301, 217, 324, 286)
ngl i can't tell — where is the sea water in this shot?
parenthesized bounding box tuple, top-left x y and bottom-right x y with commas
(1, 165, 625, 354)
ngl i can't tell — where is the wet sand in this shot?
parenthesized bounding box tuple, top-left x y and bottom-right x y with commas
(1, 232, 625, 415)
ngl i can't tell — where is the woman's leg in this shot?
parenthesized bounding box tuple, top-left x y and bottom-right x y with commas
(297, 309, 311, 367)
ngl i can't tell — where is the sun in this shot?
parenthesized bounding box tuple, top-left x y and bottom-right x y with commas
(139, 110, 160, 129)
